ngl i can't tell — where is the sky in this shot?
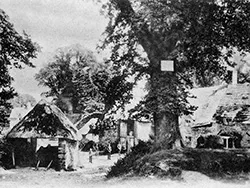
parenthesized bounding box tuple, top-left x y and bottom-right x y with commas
(0, 0, 108, 101)
(1, 0, 250, 105)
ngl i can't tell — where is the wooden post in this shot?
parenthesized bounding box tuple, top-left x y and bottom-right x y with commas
(12, 149, 15, 167)
(107, 152, 111, 160)
(36, 160, 40, 170)
(46, 160, 53, 170)
(225, 137, 229, 149)
(89, 149, 93, 163)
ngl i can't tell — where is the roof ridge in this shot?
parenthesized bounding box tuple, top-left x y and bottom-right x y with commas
(209, 84, 228, 97)
(7, 100, 79, 140)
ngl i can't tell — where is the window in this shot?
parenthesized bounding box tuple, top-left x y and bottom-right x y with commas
(185, 136, 192, 146)
(221, 136, 234, 149)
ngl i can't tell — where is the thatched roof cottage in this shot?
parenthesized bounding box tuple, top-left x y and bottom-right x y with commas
(180, 83, 250, 149)
(7, 99, 80, 171)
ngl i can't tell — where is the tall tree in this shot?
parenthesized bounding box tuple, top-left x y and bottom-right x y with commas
(100, 0, 250, 149)
(0, 9, 38, 129)
(35, 44, 133, 129)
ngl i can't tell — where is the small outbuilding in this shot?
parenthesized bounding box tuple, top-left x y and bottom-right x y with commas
(118, 119, 154, 152)
(6, 99, 80, 171)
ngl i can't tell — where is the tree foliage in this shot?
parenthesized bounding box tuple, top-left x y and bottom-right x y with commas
(100, 0, 250, 147)
(35, 44, 133, 125)
(10, 93, 37, 108)
(0, 9, 38, 128)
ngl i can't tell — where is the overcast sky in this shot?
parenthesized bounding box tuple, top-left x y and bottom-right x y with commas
(1, 0, 108, 101)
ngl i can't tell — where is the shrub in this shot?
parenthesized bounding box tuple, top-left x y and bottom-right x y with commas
(0, 138, 13, 169)
(106, 140, 152, 178)
(196, 135, 224, 149)
(107, 146, 250, 180)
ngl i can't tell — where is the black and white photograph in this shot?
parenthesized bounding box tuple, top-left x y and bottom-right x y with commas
(1, 0, 250, 187)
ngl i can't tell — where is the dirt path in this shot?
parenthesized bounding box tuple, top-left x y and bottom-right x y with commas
(0, 153, 250, 188)
(0, 153, 120, 188)
(1, 168, 250, 188)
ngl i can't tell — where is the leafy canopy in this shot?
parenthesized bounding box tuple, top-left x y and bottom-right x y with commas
(0, 9, 38, 128)
(100, 0, 250, 118)
(35, 44, 133, 119)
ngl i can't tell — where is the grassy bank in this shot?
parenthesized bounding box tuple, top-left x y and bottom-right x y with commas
(107, 142, 250, 180)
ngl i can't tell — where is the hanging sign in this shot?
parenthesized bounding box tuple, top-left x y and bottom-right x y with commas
(161, 60, 174, 72)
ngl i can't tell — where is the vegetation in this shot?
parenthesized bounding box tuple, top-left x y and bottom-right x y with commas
(0, 138, 13, 169)
(107, 143, 250, 180)
(107, 141, 152, 178)
(100, 0, 250, 148)
(0, 9, 39, 130)
(35, 44, 133, 134)
(10, 93, 37, 108)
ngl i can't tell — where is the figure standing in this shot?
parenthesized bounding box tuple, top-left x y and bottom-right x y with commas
(107, 143, 112, 160)
(117, 142, 122, 157)
(127, 131, 134, 153)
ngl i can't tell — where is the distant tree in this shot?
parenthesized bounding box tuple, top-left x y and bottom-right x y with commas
(0, 9, 38, 129)
(35, 44, 133, 131)
(10, 94, 37, 108)
(100, 0, 250, 149)
(232, 53, 250, 84)
(35, 44, 87, 113)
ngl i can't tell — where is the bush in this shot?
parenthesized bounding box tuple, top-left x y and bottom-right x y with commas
(107, 146, 250, 180)
(196, 135, 224, 149)
(0, 138, 13, 169)
(98, 140, 122, 155)
(106, 140, 152, 178)
(98, 129, 119, 154)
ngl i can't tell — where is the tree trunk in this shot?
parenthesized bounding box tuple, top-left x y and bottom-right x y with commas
(113, 0, 184, 149)
(149, 60, 183, 150)
(154, 112, 183, 150)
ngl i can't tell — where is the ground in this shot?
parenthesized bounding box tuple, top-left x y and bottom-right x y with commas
(0, 152, 250, 188)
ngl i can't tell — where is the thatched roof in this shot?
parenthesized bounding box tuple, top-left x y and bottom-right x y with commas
(7, 99, 79, 140)
(218, 84, 250, 107)
(74, 112, 102, 136)
(186, 84, 227, 126)
(75, 112, 103, 130)
(186, 83, 250, 127)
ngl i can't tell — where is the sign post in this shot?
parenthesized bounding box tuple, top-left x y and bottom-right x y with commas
(160, 60, 174, 72)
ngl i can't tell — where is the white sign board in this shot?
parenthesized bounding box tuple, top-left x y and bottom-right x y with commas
(161, 60, 174, 71)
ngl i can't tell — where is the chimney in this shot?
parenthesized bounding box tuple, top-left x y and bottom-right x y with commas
(59, 96, 73, 114)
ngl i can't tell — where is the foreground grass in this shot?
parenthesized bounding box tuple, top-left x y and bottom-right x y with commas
(1, 167, 250, 188)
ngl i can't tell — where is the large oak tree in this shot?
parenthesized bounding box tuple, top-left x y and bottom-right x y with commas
(100, 0, 250, 149)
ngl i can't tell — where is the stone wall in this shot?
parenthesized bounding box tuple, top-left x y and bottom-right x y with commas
(58, 138, 78, 170)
